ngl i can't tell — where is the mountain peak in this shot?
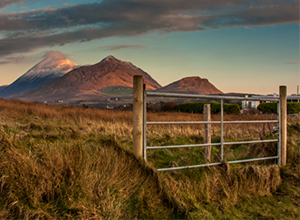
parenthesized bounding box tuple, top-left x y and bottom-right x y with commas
(180, 76, 209, 83)
(101, 55, 119, 62)
(35, 51, 77, 71)
(155, 76, 222, 95)
(23, 51, 77, 81)
(100, 55, 134, 67)
(0, 51, 78, 98)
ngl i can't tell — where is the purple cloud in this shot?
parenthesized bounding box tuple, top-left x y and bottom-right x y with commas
(0, 0, 298, 62)
(0, 0, 24, 9)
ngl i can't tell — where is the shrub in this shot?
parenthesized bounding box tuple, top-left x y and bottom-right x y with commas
(176, 102, 240, 114)
(224, 103, 241, 114)
(257, 103, 277, 114)
(287, 102, 300, 114)
(257, 102, 300, 114)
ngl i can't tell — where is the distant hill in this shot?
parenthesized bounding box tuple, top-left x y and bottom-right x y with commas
(0, 85, 8, 92)
(154, 77, 223, 95)
(0, 51, 77, 98)
(15, 55, 161, 102)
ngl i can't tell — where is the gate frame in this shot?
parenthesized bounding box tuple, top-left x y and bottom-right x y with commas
(133, 76, 295, 171)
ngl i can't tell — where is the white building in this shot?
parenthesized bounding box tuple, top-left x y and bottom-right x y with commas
(241, 95, 249, 110)
(242, 94, 278, 110)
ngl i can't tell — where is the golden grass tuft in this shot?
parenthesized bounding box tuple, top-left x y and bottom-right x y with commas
(0, 134, 188, 219)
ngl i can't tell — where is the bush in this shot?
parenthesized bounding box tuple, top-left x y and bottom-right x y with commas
(224, 103, 241, 114)
(287, 102, 300, 114)
(257, 103, 277, 114)
(176, 102, 240, 114)
(257, 102, 300, 114)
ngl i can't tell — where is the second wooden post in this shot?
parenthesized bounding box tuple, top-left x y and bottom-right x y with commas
(279, 86, 287, 166)
(204, 104, 211, 162)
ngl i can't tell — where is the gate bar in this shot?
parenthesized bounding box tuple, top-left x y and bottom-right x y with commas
(227, 156, 279, 164)
(157, 162, 222, 172)
(147, 91, 280, 101)
(147, 142, 221, 150)
(146, 120, 278, 125)
(147, 139, 278, 150)
(223, 139, 278, 145)
(157, 156, 279, 172)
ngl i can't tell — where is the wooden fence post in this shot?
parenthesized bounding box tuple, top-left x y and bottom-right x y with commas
(280, 86, 287, 166)
(133, 75, 144, 157)
(204, 104, 211, 162)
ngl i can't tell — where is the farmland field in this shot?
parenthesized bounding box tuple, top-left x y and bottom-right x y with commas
(0, 98, 299, 219)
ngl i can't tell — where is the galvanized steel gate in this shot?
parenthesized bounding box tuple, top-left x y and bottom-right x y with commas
(143, 92, 280, 171)
(133, 75, 298, 171)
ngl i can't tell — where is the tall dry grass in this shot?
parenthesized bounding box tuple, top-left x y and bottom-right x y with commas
(0, 98, 299, 219)
(0, 98, 279, 145)
(0, 132, 187, 218)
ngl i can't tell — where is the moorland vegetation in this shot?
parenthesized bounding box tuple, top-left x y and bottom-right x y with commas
(0, 99, 299, 219)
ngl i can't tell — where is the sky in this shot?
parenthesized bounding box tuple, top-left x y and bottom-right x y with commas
(0, 0, 299, 95)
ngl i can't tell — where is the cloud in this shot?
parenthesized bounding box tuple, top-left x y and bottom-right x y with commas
(99, 44, 148, 51)
(0, 0, 24, 9)
(203, 2, 299, 27)
(0, 54, 38, 65)
(0, 0, 298, 60)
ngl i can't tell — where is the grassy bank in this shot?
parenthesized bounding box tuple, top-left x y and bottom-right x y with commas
(0, 99, 299, 219)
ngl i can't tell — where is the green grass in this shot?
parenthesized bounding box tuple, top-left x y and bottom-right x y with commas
(100, 86, 133, 97)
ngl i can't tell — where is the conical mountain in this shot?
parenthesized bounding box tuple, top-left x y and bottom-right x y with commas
(0, 85, 8, 92)
(16, 55, 161, 102)
(0, 51, 77, 98)
(155, 77, 223, 94)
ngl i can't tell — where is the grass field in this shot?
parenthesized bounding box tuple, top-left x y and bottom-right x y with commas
(0, 98, 299, 219)
(99, 86, 133, 97)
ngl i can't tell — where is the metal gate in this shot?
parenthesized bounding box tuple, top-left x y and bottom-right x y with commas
(143, 92, 280, 171)
(132, 75, 297, 171)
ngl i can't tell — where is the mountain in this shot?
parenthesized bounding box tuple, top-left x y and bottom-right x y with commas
(16, 55, 161, 102)
(0, 85, 8, 92)
(155, 77, 223, 95)
(0, 51, 77, 98)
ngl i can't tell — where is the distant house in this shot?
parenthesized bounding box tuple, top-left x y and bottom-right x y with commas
(288, 94, 300, 102)
(250, 101, 260, 108)
(242, 94, 278, 110)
